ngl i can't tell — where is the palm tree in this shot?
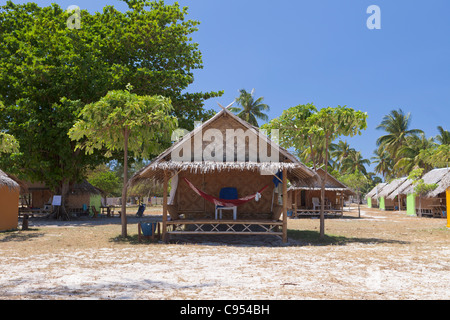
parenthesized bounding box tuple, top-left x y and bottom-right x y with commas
(331, 140, 354, 171)
(376, 109, 423, 164)
(372, 146, 394, 179)
(295, 140, 334, 169)
(394, 133, 435, 175)
(341, 150, 371, 175)
(435, 126, 450, 145)
(229, 89, 270, 127)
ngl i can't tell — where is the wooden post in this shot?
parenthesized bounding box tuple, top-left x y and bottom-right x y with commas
(162, 170, 168, 242)
(282, 168, 288, 243)
(444, 187, 450, 228)
(293, 189, 298, 218)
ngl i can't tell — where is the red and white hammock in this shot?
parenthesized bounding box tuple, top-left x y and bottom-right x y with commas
(183, 178, 269, 207)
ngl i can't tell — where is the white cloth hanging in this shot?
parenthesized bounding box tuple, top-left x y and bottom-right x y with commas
(168, 171, 178, 205)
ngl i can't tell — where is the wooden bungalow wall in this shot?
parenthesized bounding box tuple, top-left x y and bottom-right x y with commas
(289, 189, 342, 209)
(173, 169, 276, 220)
(31, 190, 52, 208)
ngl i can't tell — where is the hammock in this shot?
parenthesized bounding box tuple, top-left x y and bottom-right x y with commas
(183, 178, 269, 207)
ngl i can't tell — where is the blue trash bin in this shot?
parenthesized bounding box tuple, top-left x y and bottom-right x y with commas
(141, 222, 157, 237)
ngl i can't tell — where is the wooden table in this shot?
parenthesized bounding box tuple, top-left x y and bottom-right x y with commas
(18, 208, 51, 218)
(101, 206, 115, 217)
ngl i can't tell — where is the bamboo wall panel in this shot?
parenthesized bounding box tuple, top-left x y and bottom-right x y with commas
(176, 169, 275, 220)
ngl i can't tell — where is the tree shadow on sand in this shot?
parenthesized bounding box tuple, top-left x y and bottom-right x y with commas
(110, 229, 410, 247)
(0, 229, 45, 242)
(287, 229, 410, 246)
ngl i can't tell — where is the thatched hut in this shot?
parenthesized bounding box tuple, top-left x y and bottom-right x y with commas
(378, 177, 408, 211)
(0, 169, 20, 231)
(287, 168, 355, 218)
(21, 180, 104, 214)
(365, 182, 388, 208)
(399, 168, 450, 217)
(129, 104, 318, 243)
(67, 181, 104, 213)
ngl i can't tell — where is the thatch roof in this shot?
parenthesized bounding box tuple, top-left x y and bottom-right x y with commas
(399, 168, 450, 198)
(289, 168, 355, 195)
(379, 177, 408, 199)
(365, 182, 388, 199)
(0, 169, 20, 191)
(386, 177, 411, 200)
(393, 178, 413, 198)
(130, 105, 318, 186)
(421, 168, 450, 198)
(69, 181, 104, 196)
(23, 180, 103, 195)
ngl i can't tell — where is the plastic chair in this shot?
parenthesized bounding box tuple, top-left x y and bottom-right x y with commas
(215, 187, 238, 220)
(312, 197, 320, 210)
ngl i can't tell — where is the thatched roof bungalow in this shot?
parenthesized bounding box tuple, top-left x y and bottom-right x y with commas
(398, 168, 450, 217)
(377, 177, 408, 211)
(21, 180, 104, 214)
(365, 182, 388, 208)
(287, 168, 355, 217)
(130, 104, 319, 242)
(0, 169, 20, 231)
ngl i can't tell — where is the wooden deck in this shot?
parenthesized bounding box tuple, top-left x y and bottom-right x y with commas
(165, 219, 283, 237)
(290, 209, 343, 218)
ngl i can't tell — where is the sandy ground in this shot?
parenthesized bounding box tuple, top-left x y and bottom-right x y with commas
(0, 206, 449, 300)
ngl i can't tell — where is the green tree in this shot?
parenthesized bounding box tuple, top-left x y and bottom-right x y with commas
(394, 133, 435, 175)
(435, 126, 450, 145)
(408, 168, 438, 217)
(263, 104, 367, 238)
(418, 144, 450, 169)
(341, 150, 370, 175)
(0, 133, 19, 154)
(376, 109, 423, 167)
(87, 164, 121, 202)
(365, 172, 383, 193)
(339, 170, 368, 218)
(0, 104, 19, 154)
(229, 89, 270, 127)
(0, 0, 221, 209)
(69, 86, 177, 237)
(331, 140, 354, 171)
(372, 146, 394, 180)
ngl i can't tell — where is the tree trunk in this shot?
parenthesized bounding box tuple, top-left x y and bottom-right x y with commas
(357, 192, 361, 218)
(320, 136, 330, 239)
(320, 177, 326, 238)
(121, 128, 129, 237)
(52, 180, 70, 220)
(418, 196, 422, 217)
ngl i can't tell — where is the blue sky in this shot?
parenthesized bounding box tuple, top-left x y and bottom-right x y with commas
(7, 0, 450, 173)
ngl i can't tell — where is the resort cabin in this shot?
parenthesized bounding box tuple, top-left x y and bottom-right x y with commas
(287, 168, 355, 218)
(399, 168, 450, 218)
(130, 104, 318, 243)
(20, 180, 104, 216)
(365, 182, 388, 209)
(377, 177, 408, 211)
(0, 169, 21, 231)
